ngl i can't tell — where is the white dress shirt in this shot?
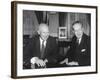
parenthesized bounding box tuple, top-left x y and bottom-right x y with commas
(78, 38, 82, 44)
(40, 38, 47, 50)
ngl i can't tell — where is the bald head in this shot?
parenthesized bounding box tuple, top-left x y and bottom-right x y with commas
(38, 23, 49, 40)
(38, 23, 49, 32)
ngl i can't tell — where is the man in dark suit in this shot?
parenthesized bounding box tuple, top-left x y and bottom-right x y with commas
(60, 21, 91, 66)
(23, 23, 58, 69)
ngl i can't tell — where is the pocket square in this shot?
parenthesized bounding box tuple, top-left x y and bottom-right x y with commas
(81, 49, 86, 52)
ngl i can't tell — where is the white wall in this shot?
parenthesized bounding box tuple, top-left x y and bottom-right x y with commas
(0, 0, 100, 80)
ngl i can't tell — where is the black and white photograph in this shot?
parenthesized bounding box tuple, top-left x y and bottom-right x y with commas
(59, 27, 67, 39)
(11, 1, 97, 78)
(23, 10, 91, 69)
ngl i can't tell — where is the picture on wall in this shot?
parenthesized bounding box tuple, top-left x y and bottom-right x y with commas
(59, 27, 67, 39)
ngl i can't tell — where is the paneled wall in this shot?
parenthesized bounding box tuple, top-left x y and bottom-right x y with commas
(49, 12, 59, 37)
(23, 10, 39, 36)
(59, 12, 91, 39)
(23, 11, 91, 39)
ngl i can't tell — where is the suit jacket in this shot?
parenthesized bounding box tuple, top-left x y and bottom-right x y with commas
(23, 35, 59, 69)
(67, 33, 91, 66)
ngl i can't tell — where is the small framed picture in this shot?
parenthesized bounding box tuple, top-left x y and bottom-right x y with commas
(11, 1, 97, 78)
(59, 27, 67, 39)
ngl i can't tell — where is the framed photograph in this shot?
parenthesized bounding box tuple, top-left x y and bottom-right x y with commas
(59, 27, 67, 39)
(11, 1, 97, 78)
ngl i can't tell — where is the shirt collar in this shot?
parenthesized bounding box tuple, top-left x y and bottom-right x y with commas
(40, 37, 47, 46)
(40, 37, 46, 42)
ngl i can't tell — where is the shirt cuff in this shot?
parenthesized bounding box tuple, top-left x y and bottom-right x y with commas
(30, 57, 38, 64)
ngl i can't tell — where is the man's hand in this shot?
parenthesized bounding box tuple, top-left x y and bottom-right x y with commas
(60, 58, 68, 64)
(36, 59, 46, 67)
(31, 57, 46, 67)
(67, 61, 79, 66)
(44, 59, 48, 63)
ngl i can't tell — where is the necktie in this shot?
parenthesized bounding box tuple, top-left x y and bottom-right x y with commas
(41, 40, 45, 59)
(76, 39, 79, 45)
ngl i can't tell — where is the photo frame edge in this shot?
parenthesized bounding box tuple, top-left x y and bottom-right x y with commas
(11, 1, 98, 78)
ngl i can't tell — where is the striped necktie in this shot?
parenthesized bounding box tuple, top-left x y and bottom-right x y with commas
(76, 39, 79, 45)
(41, 40, 45, 59)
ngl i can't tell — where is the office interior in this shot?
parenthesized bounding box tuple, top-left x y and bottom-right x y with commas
(23, 10, 91, 68)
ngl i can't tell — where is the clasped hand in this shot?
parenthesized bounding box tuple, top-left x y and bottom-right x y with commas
(35, 59, 45, 67)
(31, 57, 48, 67)
(68, 61, 79, 66)
(60, 58, 79, 66)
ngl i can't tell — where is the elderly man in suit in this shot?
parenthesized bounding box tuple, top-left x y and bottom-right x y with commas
(61, 21, 91, 66)
(23, 23, 59, 69)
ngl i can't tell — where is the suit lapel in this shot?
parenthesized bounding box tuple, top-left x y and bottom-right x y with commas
(74, 34, 85, 51)
(36, 37, 41, 57)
